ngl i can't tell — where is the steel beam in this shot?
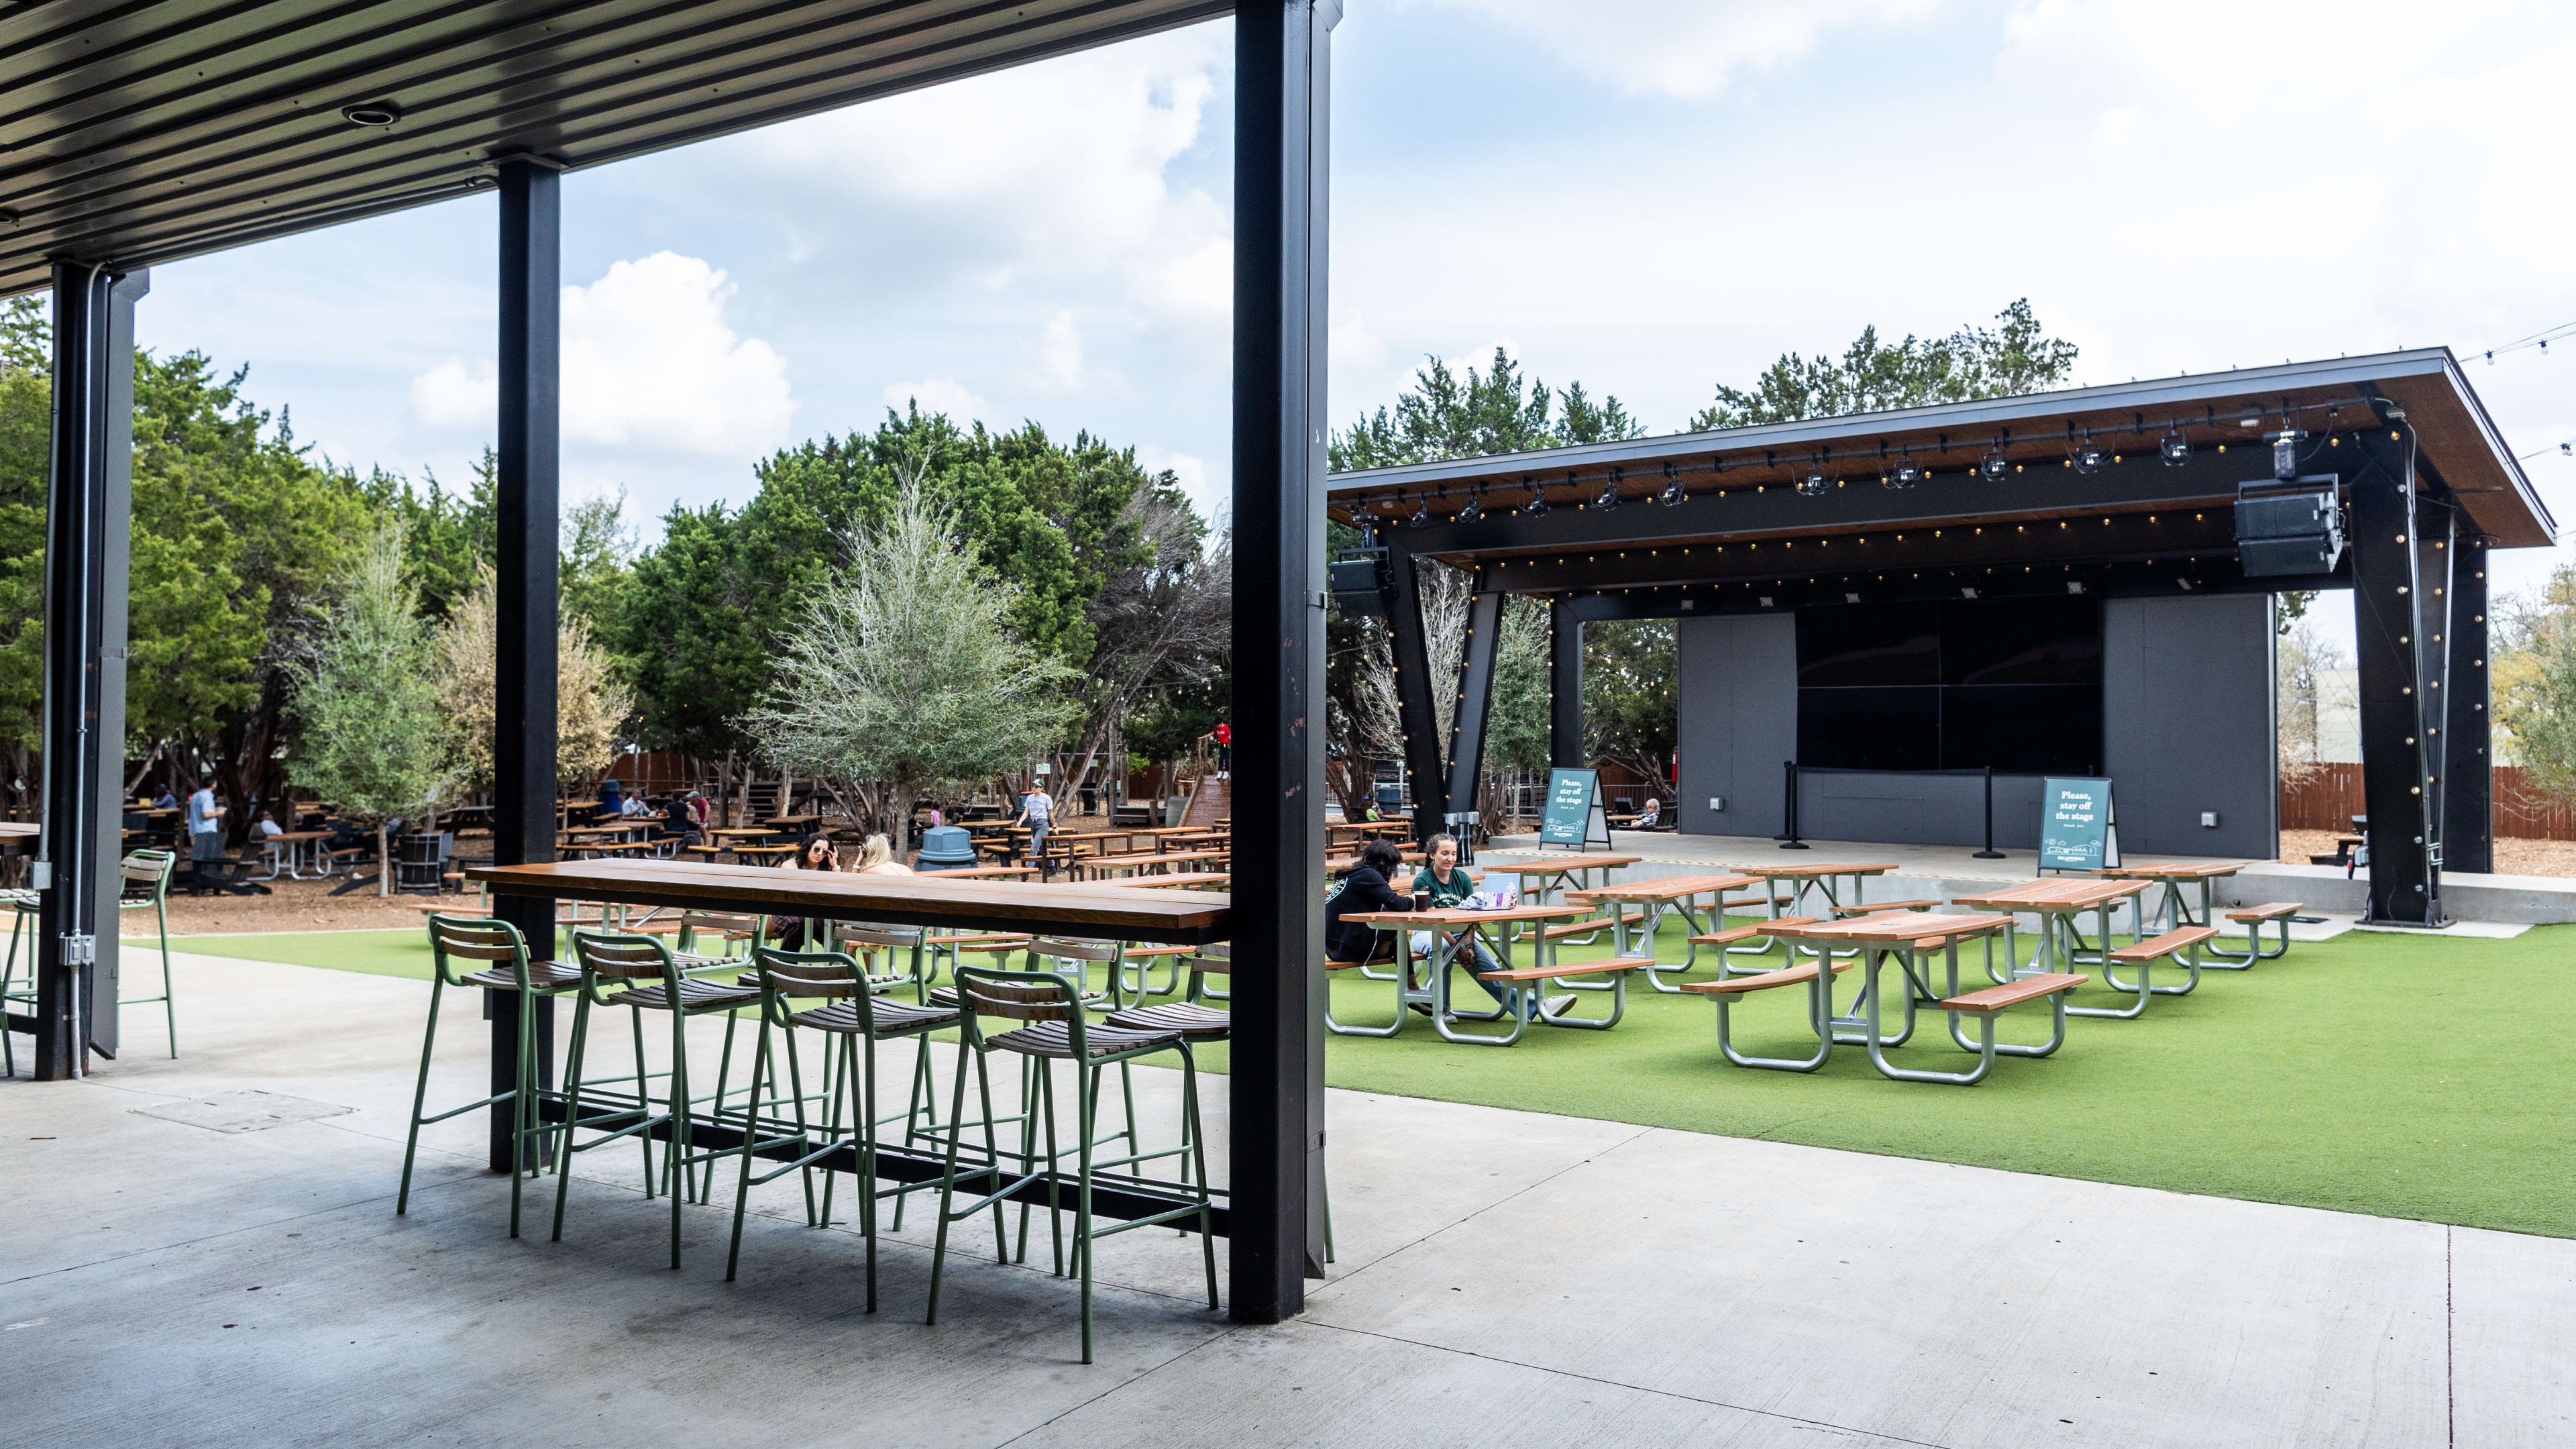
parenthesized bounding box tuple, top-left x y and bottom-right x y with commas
(1442, 590, 1503, 839)
(490, 158, 560, 1166)
(2445, 535, 2493, 875)
(2349, 429, 2442, 924)
(31, 263, 145, 1079)
(1228, 0, 1337, 1324)
(1549, 597, 1582, 767)
(1383, 545, 1448, 842)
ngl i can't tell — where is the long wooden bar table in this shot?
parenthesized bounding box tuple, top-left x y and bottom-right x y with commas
(462, 859, 1236, 1237)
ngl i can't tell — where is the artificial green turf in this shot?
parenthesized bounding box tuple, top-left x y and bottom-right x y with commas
(147, 914, 2576, 1239)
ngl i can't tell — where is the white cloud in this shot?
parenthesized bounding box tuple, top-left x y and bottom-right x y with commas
(881, 378, 988, 425)
(1037, 310, 1084, 390)
(1139, 443, 1224, 529)
(409, 251, 796, 458)
(1330, 306, 1387, 369)
(1406, 0, 1941, 98)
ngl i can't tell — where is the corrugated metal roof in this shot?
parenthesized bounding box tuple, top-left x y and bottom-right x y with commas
(1328, 350, 2557, 549)
(0, 0, 1229, 299)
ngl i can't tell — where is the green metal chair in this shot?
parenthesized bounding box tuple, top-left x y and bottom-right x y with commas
(724, 943, 959, 1301)
(926, 965, 1216, 1364)
(398, 914, 586, 1237)
(0, 886, 38, 1077)
(553, 930, 759, 1269)
(117, 849, 178, 1057)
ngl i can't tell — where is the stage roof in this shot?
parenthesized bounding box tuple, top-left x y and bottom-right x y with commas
(1327, 350, 2556, 574)
(0, 0, 1228, 299)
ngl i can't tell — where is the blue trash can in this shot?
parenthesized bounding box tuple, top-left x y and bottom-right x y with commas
(916, 825, 979, 871)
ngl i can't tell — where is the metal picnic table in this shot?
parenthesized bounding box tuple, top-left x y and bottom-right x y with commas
(1948, 877, 2151, 982)
(1483, 852, 1641, 906)
(1332, 902, 1629, 1045)
(1721, 912, 2045, 1083)
(2092, 861, 2246, 934)
(1562, 873, 1761, 991)
(1713, 861, 1901, 967)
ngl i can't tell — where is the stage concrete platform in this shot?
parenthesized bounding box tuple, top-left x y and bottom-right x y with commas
(1485, 831, 2576, 927)
(7, 949, 2575, 1446)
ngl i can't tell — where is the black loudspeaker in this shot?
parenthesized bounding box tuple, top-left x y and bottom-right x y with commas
(2235, 476, 2343, 578)
(1328, 553, 1389, 615)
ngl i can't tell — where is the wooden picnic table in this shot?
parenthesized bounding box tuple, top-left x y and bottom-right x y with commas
(1949, 878, 2151, 981)
(1713, 911, 2025, 1082)
(1324, 849, 1424, 873)
(1481, 852, 1641, 904)
(1562, 873, 1762, 987)
(763, 814, 822, 829)
(1097, 871, 1229, 890)
(1336, 902, 1631, 1045)
(922, 864, 1040, 880)
(706, 827, 780, 842)
(1076, 848, 1227, 880)
(2092, 861, 2247, 932)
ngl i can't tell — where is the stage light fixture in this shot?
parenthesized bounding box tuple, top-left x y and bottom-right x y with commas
(1407, 491, 1434, 529)
(1796, 466, 1830, 497)
(1456, 486, 1484, 525)
(2159, 429, 2190, 466)
(1978, 447, 2010, 482)
(2072, 431, 2107, 474)
(2267, 429, 2306, 480)
(1658, 462, 1686, 506)
(1594, 468, 1623, 510)
(1887, 452, 1922, 489)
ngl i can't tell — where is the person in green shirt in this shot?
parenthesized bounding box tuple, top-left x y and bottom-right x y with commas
(1410, 833, 1571, 1022)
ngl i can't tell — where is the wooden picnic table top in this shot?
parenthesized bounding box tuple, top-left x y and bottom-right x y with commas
(468, 859, 1230, 945)
(1086, 847, 1226, 867)
(733, 844, 798, 859)
(1566, 873, 1760, 901)
(763, 814, 822, 827)
(1769, 911, 2015, 945)
(1325, 850, 1426, 872)
(706, 827, 780, 840)
(1950, 878, 2149, 909)
(1727, 861, 1900, 879)
(266, 829, 333, 844)
(2093, 861, 2247, 880)
(1485, 853, 1643, 875)
(1343, 903, 1590, 928)
(0, 821, 40, 840)
(1098, 871, 1230, 890)
(924, 863, 1040, 879)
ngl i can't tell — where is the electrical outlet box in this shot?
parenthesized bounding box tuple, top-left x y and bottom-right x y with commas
(2200, 811, 2219, 827)
(1709, 797, 1725, 812)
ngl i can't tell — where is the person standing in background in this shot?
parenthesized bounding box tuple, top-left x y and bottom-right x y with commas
(1212, 721, 1232, 778)
(184, 778, 224, 870)
(1012, 784, 1055, 877)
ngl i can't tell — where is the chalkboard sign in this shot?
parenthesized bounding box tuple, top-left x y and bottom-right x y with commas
(1540, 767, 1611, 851)
(2039, 777, 2121, 872)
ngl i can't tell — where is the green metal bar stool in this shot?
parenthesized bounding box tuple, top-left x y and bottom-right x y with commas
(927, 965, 1216, 1364)
(0, 887, 38, 1077)
(553, 930, 760, 1269)
(115, 849, 178, 1057)
(725, 943, 960, 1302)
(398, 914, 585, 1237)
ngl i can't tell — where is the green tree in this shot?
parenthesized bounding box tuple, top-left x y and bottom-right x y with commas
(1330, 348, 1645, 473)
(1582, 619, 1676, 792)
(738, 484, 1079, 842)
(286, 521, 456, 893)
(1690, 299, 2080, 430)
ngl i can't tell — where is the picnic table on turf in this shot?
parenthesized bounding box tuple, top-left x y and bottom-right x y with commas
(1334, 902, 1633, 1045)
(1698, 912, 2030, 1082)
(1564, 873, 1762, 989)
(2092, 861, 2246, 933)
(1478, 852, 1640, 904)
(254, 828, 335, 880)
(1949, 877, 2151, 981)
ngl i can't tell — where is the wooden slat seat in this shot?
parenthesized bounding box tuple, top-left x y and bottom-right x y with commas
(2107, 924, 2220, 963)
(1476, 955, 1648, 983)
(458, 959, 583, 991)
(1538, 918, 1612, 939)
(1688, 915, 1820, 947)
(2225, 902, 2302, 923)
(1104, 1001, 1230, 1038)
(788, 998, 957, 1036)
(987, 1020, 1181, 1059)
(1832, 898, 1939, 916)
(614, 977, 759, 1012)
(1939, 973, 2086, 1014)
(1677, 959, 1851, 996)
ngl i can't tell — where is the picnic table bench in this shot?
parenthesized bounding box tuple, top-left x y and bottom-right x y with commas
(1949, 877, 2151, 982)
(1560, 873, 1760, 991)
(1334, 903, 1642, 1045)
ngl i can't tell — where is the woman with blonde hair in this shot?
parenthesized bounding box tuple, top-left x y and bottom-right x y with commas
(855, 834, 913, 875)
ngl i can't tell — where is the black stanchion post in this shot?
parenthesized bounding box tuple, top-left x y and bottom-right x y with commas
(1974, 765, 2006, 859)
(1778, 760, 1809, 850)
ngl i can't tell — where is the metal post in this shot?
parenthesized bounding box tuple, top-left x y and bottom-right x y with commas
(2349, 425, 2440, 925)
(1548, 598, 1582, 767)
(1776, 760, 1808, 849)
(2445, 535, 2493, 875)
(1974, 764, 2005, 859)
(31, 264, 144, 1079)
(491, 158, 561, 1166)
(1442, 590, 1503, 843)
(1230, 0, 1337, 1324)
(1383, 547, 1447, 843)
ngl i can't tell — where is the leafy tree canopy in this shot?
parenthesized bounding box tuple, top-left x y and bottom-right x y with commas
(1330, 348, 1646, 474)
(1689, 299, 2079, 430)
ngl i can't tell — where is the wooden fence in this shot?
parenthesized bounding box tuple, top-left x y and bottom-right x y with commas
(2280, 763, 2576, 841)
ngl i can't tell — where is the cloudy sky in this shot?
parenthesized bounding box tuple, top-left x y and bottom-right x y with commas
(133, 0, 2575, 617)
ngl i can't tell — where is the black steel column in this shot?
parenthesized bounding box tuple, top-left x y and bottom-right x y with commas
(1442, 590, 1503, 833)
(2445, 535, 2493, 875)
(30, 264, 144, 1079)
(2349, 429, 2440, 925)
(1383, 547, 1447, 843)
(1230, 0, 1336, 1324)
(491, 158, 560, 1167)
(1548, 598, 1583, 767)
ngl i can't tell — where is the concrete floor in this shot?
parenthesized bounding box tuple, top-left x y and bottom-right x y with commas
(5, 951, 2571, 1447)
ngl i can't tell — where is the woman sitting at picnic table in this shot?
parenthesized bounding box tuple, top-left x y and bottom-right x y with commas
(768, 833, 841, 951)
(1324, 839, 1416, 965)
(855, 835, 913, 875)
(1412, 833, 1566, 1022)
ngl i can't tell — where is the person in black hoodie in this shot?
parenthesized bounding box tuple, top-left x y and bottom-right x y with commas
(1324, 839, 1417, 965)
